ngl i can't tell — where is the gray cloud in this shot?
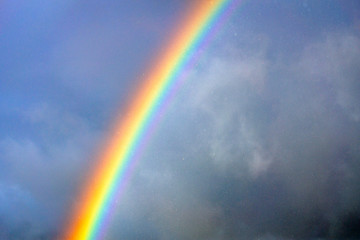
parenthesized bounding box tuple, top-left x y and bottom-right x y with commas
(102, 30, 360, 239)
(0, 103, 102, 238)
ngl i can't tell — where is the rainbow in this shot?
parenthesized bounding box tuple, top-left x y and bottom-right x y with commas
(61, 0, 240, 239)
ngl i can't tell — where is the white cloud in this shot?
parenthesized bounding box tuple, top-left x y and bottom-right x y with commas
(179, 42, 271, 178)
(297, 32, 360, 122)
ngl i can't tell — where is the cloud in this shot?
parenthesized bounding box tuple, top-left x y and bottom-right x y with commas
(181, 44, 270, 178)
(102, 29, 360, 239)
(297, 31, 360, 122)
(0, 103, 102, 236)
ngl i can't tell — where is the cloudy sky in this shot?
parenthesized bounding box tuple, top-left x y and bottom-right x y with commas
(1, 0, 360, 239)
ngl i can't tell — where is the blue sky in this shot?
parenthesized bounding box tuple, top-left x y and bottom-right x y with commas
(1, 0, 360, 239)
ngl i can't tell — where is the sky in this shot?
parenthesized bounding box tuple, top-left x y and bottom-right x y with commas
(1, 0, 360, 239)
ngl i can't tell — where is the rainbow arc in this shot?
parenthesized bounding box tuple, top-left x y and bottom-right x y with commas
(61, 1, 239, 239)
